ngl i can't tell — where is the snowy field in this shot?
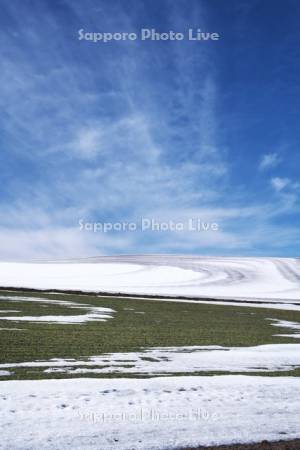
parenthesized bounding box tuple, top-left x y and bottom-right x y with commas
(1, 376, 300, 449)
(0, 256, 300, 449)
(0, 255, 299, 303)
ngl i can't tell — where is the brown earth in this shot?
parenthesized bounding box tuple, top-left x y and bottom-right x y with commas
(182, 439, 300, 450)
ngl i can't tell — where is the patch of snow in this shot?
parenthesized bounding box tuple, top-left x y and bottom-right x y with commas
(1, 311, 113, 324)
(2, 344, 300, 374)
(277, 334, 300, 339)
(269, 318, 300, 339)
(0, 295, 115, 324)
(0, 328, 25, 331)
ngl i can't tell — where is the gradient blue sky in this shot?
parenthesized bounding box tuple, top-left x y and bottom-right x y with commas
(0, 0, 299, 259)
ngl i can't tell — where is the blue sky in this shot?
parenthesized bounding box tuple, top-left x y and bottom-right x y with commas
(0, 0, 299, 259)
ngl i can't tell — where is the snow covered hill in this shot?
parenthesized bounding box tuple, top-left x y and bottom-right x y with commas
(0, 255, 299, 302)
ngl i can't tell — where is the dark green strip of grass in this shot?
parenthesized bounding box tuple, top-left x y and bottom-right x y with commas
(0, 290, 299, 379)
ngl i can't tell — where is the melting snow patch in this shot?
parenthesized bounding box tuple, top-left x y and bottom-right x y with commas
(2, 344, 300, 374)
(0, 328, 24, 331)
(0, 295, 115, 324)
(1, 309, 114, 324)
(269, 318, 300, 339)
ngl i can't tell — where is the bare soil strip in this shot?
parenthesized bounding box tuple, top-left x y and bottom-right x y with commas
(183, 439, 300, 450)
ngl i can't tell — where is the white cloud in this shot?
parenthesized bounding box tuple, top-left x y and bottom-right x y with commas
(271, 177, 290, 192)
(259, 153, 281, 170)
(270, 177, 300, 194)
(0, 227, 132, 261)
(71, 115, 161, 161)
